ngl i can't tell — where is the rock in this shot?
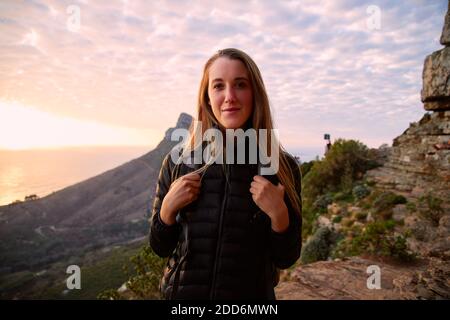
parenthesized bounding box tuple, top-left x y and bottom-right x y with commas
(439, 215, 450, 228)
(164, 112, 193, 140)
(414, 258, 450, 299)
(365, 112, 450, 206)
(341, 217, 354, 228)
(440, 1, 450, 46)
(353, 221, 365, 229)
(405, 215, 435, 242)
(118, 283, 128, 293)
(421, 47, 450, 111)
(365, 6, 450, 202)
(421, 1, 450, 111)
(327, 203, 342, 216)
(372, 144, 392, 165)
(392, 204, 408, 222)
(332, 221, 342, 233)
(317, 215, 332, 228)
(348, 206, 362, 215)
(438, 215, 450, 237)
(411, 186, 426, 198)
(428, 237, 450, 260)
(275, 257, 425, 300)
(276, 257, 450, 300)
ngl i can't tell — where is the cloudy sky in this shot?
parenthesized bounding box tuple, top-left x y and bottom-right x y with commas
(0, 0, 447, 159)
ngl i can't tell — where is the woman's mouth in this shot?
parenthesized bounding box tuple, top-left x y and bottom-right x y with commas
(222, 108, 240, 114)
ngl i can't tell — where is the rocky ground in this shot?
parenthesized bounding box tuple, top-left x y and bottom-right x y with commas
(275, 256, 449, 300)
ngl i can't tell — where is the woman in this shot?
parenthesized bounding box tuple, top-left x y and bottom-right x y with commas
(149, 48, 302, 300)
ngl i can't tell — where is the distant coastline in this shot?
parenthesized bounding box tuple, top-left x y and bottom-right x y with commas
(0, 145, 152, 206)
(0, 145, 321, 206)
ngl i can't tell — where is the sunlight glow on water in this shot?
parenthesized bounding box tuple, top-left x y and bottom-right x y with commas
(0, 146, 151, 206)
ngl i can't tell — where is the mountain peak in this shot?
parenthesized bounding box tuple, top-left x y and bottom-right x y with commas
(164, 113, 193, 141)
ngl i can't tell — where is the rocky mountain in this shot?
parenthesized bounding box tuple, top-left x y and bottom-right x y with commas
(276, 3, 450, 300)
(0, 113, 193, 274)
(365, 1, 450, 261)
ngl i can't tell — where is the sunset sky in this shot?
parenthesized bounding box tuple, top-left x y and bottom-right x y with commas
(0, 0, 447, 153)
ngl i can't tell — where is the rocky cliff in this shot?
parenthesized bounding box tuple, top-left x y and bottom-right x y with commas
(365, 0, 450, 206)
(276, 2, 450, 300)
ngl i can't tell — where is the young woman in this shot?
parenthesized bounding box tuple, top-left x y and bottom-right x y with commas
(149, 48, 302, 300)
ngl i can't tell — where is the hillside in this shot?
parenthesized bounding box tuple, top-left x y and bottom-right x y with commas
(0, 113, 192, 274)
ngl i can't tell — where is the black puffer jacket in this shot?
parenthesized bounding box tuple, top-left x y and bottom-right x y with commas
(149, 141, 302, 300)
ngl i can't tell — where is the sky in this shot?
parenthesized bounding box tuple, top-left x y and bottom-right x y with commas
(0, 0, 447, 159)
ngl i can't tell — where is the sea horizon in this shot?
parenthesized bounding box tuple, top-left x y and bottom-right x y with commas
(0, 144, 323, 207)
(0, 145, 153, 206)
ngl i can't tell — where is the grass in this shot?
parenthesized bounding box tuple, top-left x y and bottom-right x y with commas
(0, 240, 145, 300)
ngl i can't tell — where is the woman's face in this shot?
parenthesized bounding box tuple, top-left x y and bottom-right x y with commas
(208, 57, 253, 130)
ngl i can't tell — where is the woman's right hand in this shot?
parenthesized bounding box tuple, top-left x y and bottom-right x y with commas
(160, 172, 202, 226)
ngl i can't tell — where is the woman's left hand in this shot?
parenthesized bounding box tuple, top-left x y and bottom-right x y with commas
(250, 175, 289, 233)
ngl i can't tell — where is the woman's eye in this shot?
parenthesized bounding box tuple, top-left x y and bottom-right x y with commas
(213, 82, 246, 89)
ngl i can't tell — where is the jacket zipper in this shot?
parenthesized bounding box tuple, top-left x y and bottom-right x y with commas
(210, 163, 229, 299)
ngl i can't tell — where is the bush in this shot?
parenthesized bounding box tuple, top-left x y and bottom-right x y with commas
(301, 206, 320, 240)
(341, 217, 354, 227)
(355, 211, 368, 221)
(418, 194, 444, 226)
(333, 191, 354, 203)
(300, 161, 314, 178)
(353, 185, 371, 200)
(300, 227, 333, 264)
(332, 220, 416, 262)
(98, 246, 165, 300)
(366, 180, 376, 187)
(372, 192, 407, 220)
(313, 194, 333, 212)
(406, 202, 417, 213)
(303, 139, 379, 207)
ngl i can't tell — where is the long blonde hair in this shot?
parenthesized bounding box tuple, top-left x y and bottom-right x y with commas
(175, 48, 302, 217)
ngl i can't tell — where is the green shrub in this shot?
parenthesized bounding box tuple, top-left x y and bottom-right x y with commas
(372, 192, 407, 220)
(342, 217, 354, 227)
(353, 185, 371, 200)
(300, 227, 333, 264)
(333, 191, 354, 203)
(406, 202, 417, 213)
(300, 161, 314, 178)
(418, 194, 444, 226)
(98, 246, 165, 300)
(355, 211, 368, 221)
(332, 215, 343, 223)
(313, 194, 333, 212)
(366, 180, 376, 187)
(361, 202, 371, 210)
(301, 206, 320, 240)
(303, 139, 379, 207)
(332, 220, 416, 262)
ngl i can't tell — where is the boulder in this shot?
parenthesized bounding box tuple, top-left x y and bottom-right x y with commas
(421, 47, 450, 111)
(440, 1, 450, 45)
(327, 203, 342, 216)
(392, 204, 408, 222)
(275, 257, 425, 299)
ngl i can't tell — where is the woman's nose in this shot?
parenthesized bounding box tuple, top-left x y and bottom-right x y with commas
(225, 87, 237, 103)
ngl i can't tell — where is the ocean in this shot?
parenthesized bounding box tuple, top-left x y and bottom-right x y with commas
(0, 145, 322, 206)
(0, 146, 152, 206)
